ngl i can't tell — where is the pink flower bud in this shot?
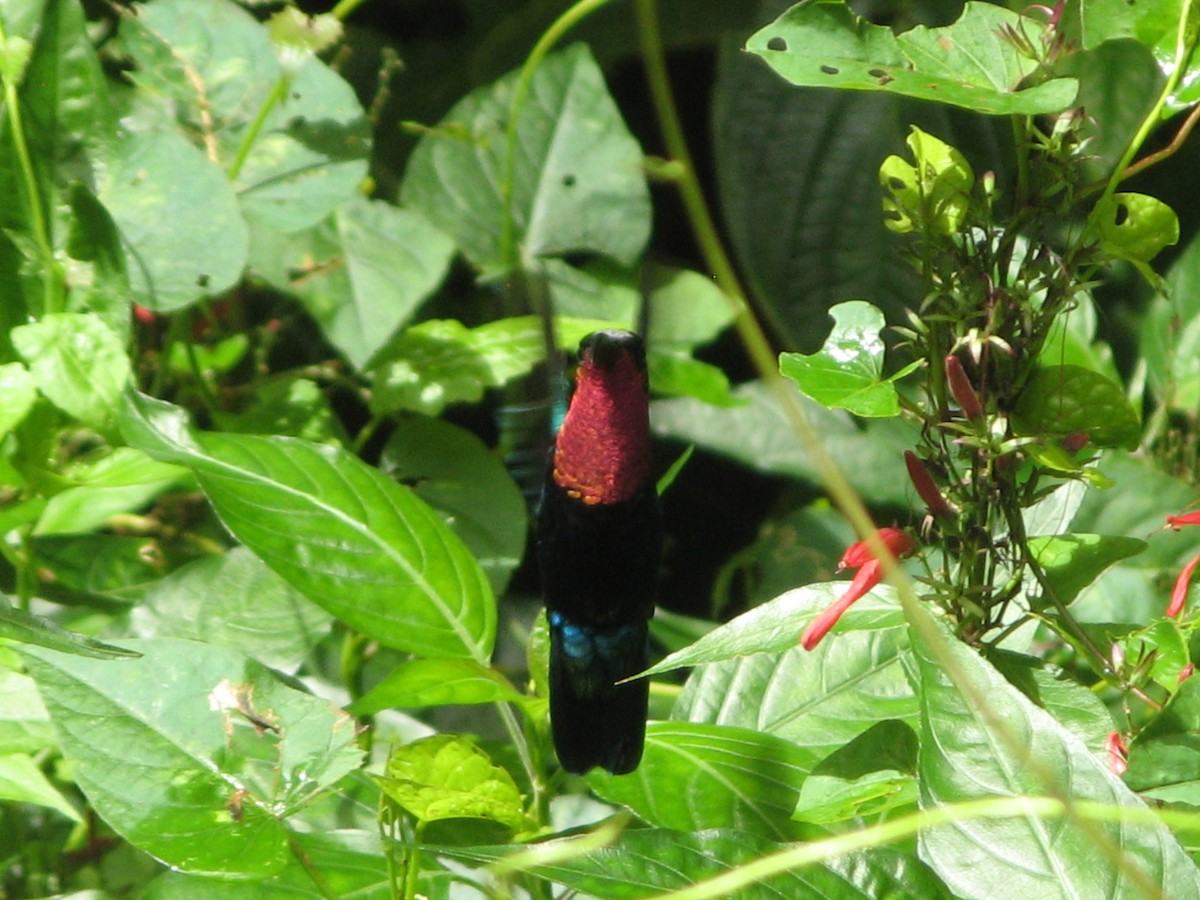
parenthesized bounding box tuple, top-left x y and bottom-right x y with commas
(904, 451, 953, 517)
(1106, 731, 1128, 776)
(944, 354, 983, 421)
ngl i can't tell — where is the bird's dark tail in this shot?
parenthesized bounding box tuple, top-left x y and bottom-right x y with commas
(548, 612, 649, 775)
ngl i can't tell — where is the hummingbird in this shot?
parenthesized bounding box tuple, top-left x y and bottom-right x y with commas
(536, 329, 660, 775)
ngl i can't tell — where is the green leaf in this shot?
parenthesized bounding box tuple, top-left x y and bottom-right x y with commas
(213, 378, 346, 446)
(0, 752, 81, 822)
(369, 316, 613, 416)
(349, 658, 527, 715)
(588, 722, 813, 840)
(1079, 0, 1197, 109)
(988, 651, 1115, 753)
(120, 391, 496, 661)
(28, 533, 163, 605)
(131, 547, 332, 673)
(880, 126, 975, 236)
(1120, 620, 1191, 692)
(402, 43, 650, 270)
(66, 182, 132, 341)
(439, 829, 952, 900)
(21, 638, 363, 877)
(652, 380, 918, 505)
(1025, 534, 1149, 611)
(0, 596, 139, 659)
(746, 2, 1078, 115)
(11, 312, 131, 427)
(1093, 192, 1180, 267)
(114, 0, 368, 232)
(98, 129, 248, 311)
(251, 196, 455, 370)
(644, 583, 906, 676)
(1128, 678, 1200, 806)
(645, 264, 736, 348)
(0, 362, 36, 440)
(379, 734, 526, 832)
(34, 447, 188, 536)
(265, 7, 342, 59)
(380, 415, 526, 595)
(1141, 230, 1200, 411)
(143, 830, 389, 900)
(671, 595, 919, 764)
(1012, 364, 1141, 450)
(779, 301, 910, 417)
(0, 668, 55, 754)
(912, 616, 1200, 898)
(794, 720, 919, 825)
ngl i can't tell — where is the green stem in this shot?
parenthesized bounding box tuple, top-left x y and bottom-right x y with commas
(494, 700, 545, 825)
(330, 0, 370, 19)
(0, 21, 60, 315)
(1097, 0, 1197, 207)
(403, 821, 424, 900)
(289, 836, 340, 900)
(227, 76, 290, 181)
(499, 0, 616, 272)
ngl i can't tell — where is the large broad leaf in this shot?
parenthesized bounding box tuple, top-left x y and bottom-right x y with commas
(380, 415, 527, 596)
(912, 616, 1200, 898)
(130, 547, 332, 673)
(588, 722, 813, 841)
(1078, 0, 1199, 109)
(250, 196, 454, 370)
(439, 828, 952, 900)
(747, 2, 1078, 115)
(98, 129, 248, 311)
(1142, 230, 1200, 411)
(1012, 364, 1142, 450)
(20, 638, 363, 877)
(142, 830, 389, 899)
(671, 591, 918, 765)
(119, 391, 496, 662)
(401, 42, 650, 270)
(1025, 534, 1148, 611)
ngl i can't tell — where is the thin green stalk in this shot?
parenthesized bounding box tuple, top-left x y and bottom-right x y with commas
(330, 0, 370, 19)
(227, 75, 290, 181)
(499, 0, 616, 271)
(1097, 0, 1197, 207)
(648, 796, 1190, 900)
(289, 836, 341, 900)
(0, 21, 59, 314)
(403, 821, 424, 900)
(494, 700, 545, 827)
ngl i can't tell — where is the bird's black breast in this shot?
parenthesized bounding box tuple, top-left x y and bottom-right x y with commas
(536, 470, 660, 629)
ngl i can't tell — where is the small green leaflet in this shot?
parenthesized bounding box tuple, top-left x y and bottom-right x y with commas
(780, 301, 917, 417)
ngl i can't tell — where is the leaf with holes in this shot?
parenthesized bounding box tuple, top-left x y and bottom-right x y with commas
(747, 2, 1077, 116)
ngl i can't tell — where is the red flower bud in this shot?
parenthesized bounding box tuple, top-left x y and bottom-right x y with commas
(904, 451, 953, 518)
(1179, 663, 1194, 685)
(944, 354, 983, 421)
(133, 305, 156, 325)
(1167, 551, 1200, 618)
(1167, 511, 1200, 530)
(837, 527, 918, 571)
(1106, 731, 1128, 776)
(1061, 432, 1089, 453)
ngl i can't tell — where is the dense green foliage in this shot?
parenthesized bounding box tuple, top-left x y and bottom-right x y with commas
(3, 0, 1200, 897)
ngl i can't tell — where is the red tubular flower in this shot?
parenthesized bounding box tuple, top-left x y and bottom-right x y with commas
(1167, 551, 1200, 618)
(801, 560, 882, 651)
(904, 451, 953, 518)
(804, 528, 919, 651)
(1179, 663, 1195, 685)
(1167, 511, 1200, 530)
(1106, 731, 1128, 776)
(944, 354, 983, 421)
